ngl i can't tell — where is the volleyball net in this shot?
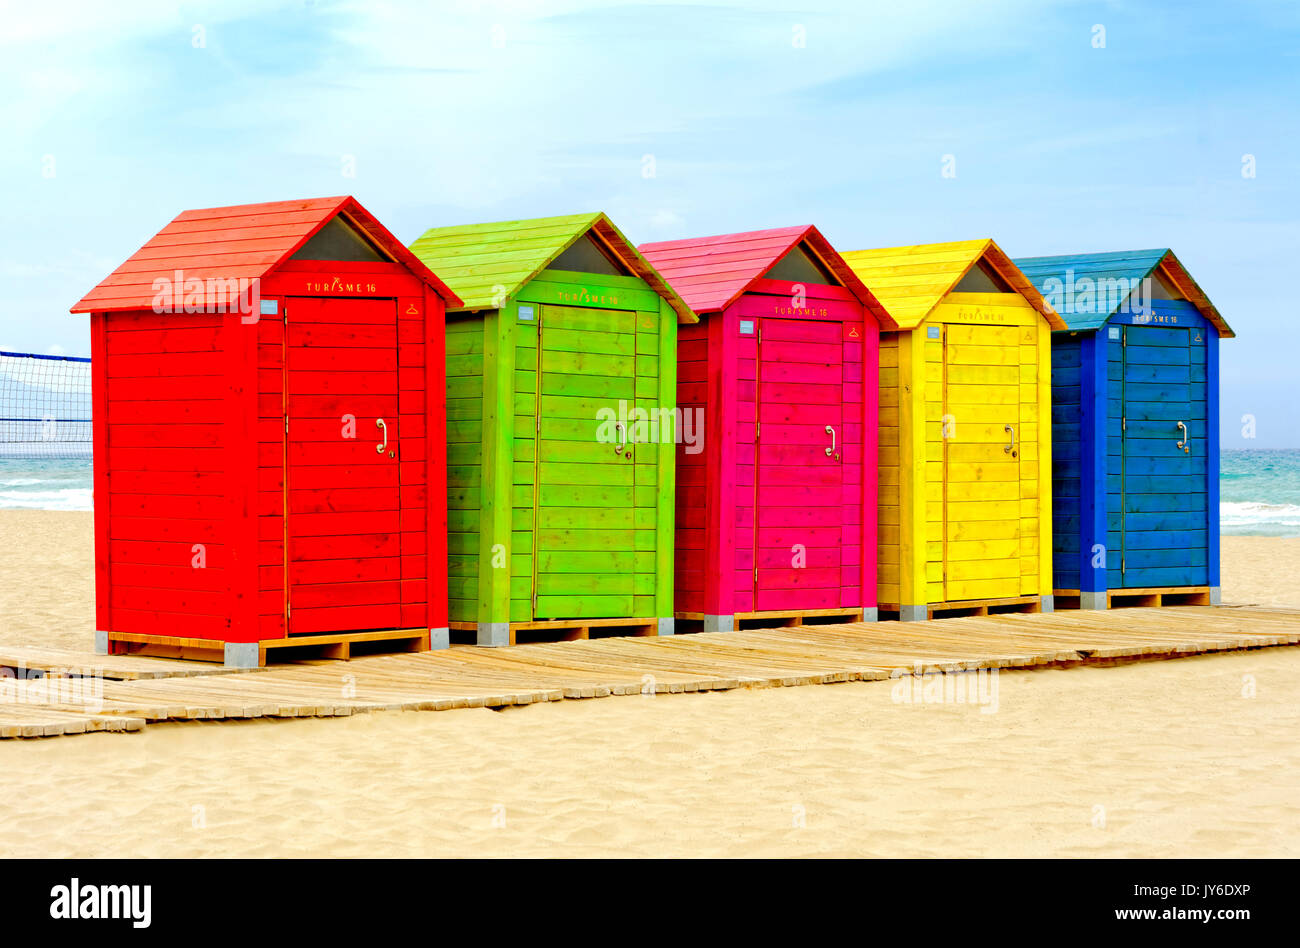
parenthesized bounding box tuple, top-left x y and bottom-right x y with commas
(0, 351, 93, 458)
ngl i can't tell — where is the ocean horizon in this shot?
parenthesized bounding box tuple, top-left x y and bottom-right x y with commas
(2, 448, 1298, 537)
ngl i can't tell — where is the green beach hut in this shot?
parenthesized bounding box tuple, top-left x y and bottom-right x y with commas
(410, 213, 697, 646)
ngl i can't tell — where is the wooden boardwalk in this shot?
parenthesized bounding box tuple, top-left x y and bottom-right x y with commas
(3, 605, 1299, 738)
(0, 645, 270, 681)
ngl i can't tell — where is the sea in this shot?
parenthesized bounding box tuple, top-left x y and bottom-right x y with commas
(1, 449, 1299, 537)
(0, 456, 94, 511)
(1220, 449, 1300, 537)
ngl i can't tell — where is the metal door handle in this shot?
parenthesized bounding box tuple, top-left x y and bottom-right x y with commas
(1004, 424, 1016, 455)
(375, 418, 388, 454)
(1177, 421, 1189, 453)
(825, 425, 838, 461)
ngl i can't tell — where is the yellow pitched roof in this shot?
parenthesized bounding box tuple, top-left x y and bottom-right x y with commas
(840, 238, 1064, 330)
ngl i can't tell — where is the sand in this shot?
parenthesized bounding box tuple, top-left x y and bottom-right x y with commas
(1219, 535, 1300, 608)
(0, 510, 95, 653)
(1, 510, 1298, 857)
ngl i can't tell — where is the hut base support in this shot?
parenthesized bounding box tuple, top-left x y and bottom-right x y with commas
(94, 630, 109, 656)
(224, 643, 259, 670)
(1079, 590, 1108, 611)
(733, 608, 865, 630)
(477, 622, 511, 648)
(657, 618, 675, 637)
(1054, 586, 1215, 610)
(678, 609, 867, 633)
(105, 628, 431, 667)
(885, 596, 1045, 621)
(1210, 586, 1222, 605)
(429, 627, 450, 651)
(457, 617, 661, 646)
(1109, 586, 1214, 609)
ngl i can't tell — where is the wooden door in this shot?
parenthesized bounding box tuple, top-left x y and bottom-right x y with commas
(1117, 325, 1207, 588)
(752, 318, 843, 612)
(284, 296, 402, 634)
(532, 304, 639, 619)
(941, 323, 1023, 602)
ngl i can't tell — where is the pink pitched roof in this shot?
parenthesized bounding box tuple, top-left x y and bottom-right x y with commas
(71, 196, 462, 313)
(638, 225, 896, 328)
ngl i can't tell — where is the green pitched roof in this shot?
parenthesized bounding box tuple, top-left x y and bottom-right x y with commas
(409, 212, 696, 323)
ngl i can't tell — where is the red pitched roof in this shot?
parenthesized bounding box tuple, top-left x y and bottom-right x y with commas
(638, 225, 896, 328)
(71, 196, 461, 313)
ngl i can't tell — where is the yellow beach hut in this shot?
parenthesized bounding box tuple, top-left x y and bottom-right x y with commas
(841, 240, 1066, 620)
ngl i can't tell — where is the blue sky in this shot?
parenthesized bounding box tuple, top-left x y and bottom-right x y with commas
(2, 0, 1297, 445)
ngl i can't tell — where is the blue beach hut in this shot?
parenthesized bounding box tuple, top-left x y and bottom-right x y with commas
(1012, 250, 1234, 609)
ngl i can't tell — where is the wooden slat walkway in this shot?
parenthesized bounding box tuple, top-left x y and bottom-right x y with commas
(0, 680, 148, 738)
(0, 706, 146, 739)
(3, 605, 1298, 739)
(0, 645, 265, 680)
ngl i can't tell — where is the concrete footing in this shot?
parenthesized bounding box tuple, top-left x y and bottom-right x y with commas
(1040, 595, 1054, 614)
(703, 614, 734, 634)
(1209, 586, 1222, 605)
(429, 627, 450, 650)
(899, 605, 927, 623)
(657, 617, 675, 637)
(94, 630, 109, 656)
(223, 642, 259, 669)
(476, 622, 510, 647)
(1080, 590, 1108, 610)
(861, 607, 878, 623)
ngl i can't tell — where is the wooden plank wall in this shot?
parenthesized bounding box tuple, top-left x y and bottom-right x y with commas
(750, 317, 850, 611)
(512, 304, 540, 622)
(877, 333, 902, 605)
(674, 319, 712, 616)
(269, 295, 431, 636)
(509, 269, 671, 623)
(102, 312, 236, 640)
(528, 303, 661, 618)
(840, 319, 866, 608)
(929, 319, 1027, 601)
(732, 321, 758, 613)
(877, 291, 1053, 609)
(446, 313, 485, 623)
(1050, 333, 1084, 591)
(654, 295, 677, 621)
(928, 296, 1049, 603)
(398, 293, 433, 631)
(256, 309, 286, 640)
(1106, 303, 1212, 589)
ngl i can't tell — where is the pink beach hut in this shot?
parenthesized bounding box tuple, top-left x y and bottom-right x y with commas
(640, 227, 896, 632)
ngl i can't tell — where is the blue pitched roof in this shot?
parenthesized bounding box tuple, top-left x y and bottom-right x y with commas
(1011, 249, 1233, 337)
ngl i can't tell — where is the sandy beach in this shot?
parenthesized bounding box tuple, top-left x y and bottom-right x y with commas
(1, 509, 1298, 858)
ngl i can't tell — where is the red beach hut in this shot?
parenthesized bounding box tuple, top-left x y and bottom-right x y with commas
(639, 227, 896, 632)
(71, 196, 461, 667)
